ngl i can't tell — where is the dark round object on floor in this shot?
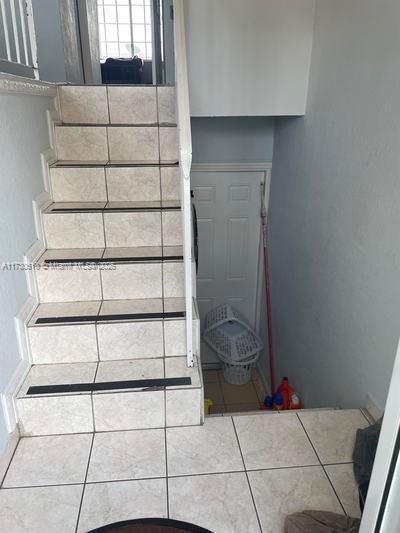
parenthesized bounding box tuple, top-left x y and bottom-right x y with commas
(87, 518, 213, 533)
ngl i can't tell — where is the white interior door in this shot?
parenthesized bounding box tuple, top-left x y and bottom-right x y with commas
(192, 167, 265, 364)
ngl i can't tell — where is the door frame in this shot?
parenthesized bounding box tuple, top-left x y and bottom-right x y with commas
(191, 161, 272, 334)
(360, 337, 400, 532)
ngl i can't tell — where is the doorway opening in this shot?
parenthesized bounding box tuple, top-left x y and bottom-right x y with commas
(96, 0, 174, 84)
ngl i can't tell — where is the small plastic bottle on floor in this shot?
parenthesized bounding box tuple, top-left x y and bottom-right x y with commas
(273, 392, 284, 411)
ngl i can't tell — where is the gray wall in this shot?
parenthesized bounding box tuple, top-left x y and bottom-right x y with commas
(32, 0, 84, 83)
(269, 0, 400, 410)
(191, 117, 274, 164)
(32, 0, 68, 82)
(0, 93, 53, 457)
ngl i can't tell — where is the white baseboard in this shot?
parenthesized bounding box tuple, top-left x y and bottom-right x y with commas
(41, 147, 57, 194)
(365, 393, 384, 422)
(33, 191, 51, 246)
(0, 426, 19, 484)
(1, 296, 38, 434)
(24, 239, 46, 301)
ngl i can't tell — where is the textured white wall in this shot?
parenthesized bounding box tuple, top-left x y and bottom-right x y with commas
(269, 0, 400, 409)
(185, 0, 315, 117)
(0, 93, 53, 456)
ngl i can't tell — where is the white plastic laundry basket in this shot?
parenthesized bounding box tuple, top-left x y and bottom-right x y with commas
(203, 303, 263, 385)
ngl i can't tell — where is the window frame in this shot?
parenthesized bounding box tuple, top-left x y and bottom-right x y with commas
(97, 0, 153, 61)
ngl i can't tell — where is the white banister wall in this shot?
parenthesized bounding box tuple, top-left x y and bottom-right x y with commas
(0, 0, 38, 78)
(173, 0, 194, 367)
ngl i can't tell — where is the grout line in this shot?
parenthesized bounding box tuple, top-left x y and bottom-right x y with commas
(74, 432, 95, 533)
(103, 166, 110, 204)
(0, 437, 22, 488)
(164, 418, 170, 518)
(12, 421, 211, 441)
(231, 417, 263, 532)
(105, 86, 111, 125)
(1, 462, 358, 492)
(296, 413, 348, 515)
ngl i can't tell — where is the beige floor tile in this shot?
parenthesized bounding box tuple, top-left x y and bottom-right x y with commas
(0, 485, 83, 533)
(167, 417, 243, 476)
(18, 362, 97, 398)
(87, 429, 166, 482)
(221, 380, 259, 405)
(234, 413, 319, 470)
(95, 359, 164, 386)
(249, 466, 343, 532)
(169, 472, 260, 533)
(298, 410, 368, 464)
(78, 479, 167, 532)
(325, 463, 361, 518)
(3, 434, 92, 488)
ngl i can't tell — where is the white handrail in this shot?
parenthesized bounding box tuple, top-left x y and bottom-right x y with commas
(174, 0, 194, 367)
(0, 0, 38, 78)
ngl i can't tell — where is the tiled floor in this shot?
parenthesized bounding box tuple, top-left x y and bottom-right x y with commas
(203, 368, 265, 414)
(0, 409, 368, 533)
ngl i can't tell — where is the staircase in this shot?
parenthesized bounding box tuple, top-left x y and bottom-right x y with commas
(16, 85, 203, 436)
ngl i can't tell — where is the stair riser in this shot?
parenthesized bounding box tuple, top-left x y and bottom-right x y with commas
(35, 262, 184, 302)
(54, 126, 178, 164)
(28, 319, 187, 364)
(17, 387, 203, 436)
(42, 211, 182, 249)
(50, 166, 180, 203)
(59, 85, 176, 126)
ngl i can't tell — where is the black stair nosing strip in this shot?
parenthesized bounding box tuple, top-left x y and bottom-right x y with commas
(59, 123, 177, 129)
(43, 255, 184, 264)
(27, 377, 192, 395)
(48, 206, 181, 213)
(50, 162, 180, 169)
(60, 83, 175, 88)
(34, 310, 186, 325)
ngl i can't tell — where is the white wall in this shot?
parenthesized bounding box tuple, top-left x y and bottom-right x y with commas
(185, 0, 315, 117)
(269, 0, 400, 409)
(0, 92, 53, 457)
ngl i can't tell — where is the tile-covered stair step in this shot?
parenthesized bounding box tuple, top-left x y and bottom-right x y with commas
(49, 164, 180, 203)
(34, 250, 184, 303)
(54, 125, 178, 165)
(59, 85, 176, 126)
(16, 357, 203, 435)
(41, 245, 184, 263)
(28, 298, 188, 364)
(42, 202, 182, 249)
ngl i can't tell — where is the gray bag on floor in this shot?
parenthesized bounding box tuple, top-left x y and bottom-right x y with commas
(353, 418, 382, 510)
(285, 511, 361, 533)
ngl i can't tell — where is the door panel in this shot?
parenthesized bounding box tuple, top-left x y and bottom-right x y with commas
(192, 170, 263, 364)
